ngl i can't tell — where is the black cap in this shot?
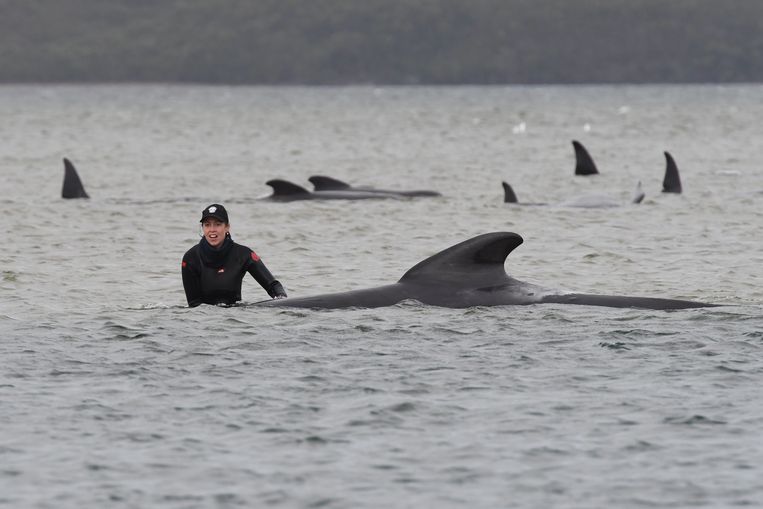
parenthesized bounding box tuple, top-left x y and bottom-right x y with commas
(200, 204, 229, 223)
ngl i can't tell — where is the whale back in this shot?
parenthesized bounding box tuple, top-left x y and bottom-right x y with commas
(266, 179, 312, 199)
(310, 175, 441, 197)
(308, 175, 351, 191)
(259, 232, 715, 310)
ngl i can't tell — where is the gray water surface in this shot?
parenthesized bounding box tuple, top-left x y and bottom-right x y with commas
(1, 84, 762, 508)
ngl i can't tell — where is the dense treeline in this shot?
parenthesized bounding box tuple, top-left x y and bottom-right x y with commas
(2, 0, 763, 84)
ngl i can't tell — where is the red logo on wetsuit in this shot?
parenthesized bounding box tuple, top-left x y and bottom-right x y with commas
(182, 261, 187, 268)
(251, 252, 260, 262)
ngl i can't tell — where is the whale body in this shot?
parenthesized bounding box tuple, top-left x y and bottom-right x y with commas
(309, 175, 441, 197)
(62, 158, 89, 199)
(258, 232, 715, 310)
(502, 181, 644, 208)
(572, 142, 683, 193)
(264, 179, 404, 201)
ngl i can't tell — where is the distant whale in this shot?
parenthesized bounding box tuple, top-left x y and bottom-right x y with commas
(62, 158, 89, 199)
(264, 179, 403, 201)
(308, 175, 441, 197)
(502, 181, 645, 208)
(662, 151, 682, 193)
(573, 140, 599, 176)
(572, 142, 683, 193)
(258, 232, 715, 310)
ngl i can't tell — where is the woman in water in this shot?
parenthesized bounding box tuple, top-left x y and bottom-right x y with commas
(182, 204, 287, 307)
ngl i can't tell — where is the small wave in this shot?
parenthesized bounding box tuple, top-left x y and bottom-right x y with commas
(387, 401, 417, 413)
(525, 445, 571, 457)
(125, 303, 185, 311)
(99, 321, 152, 340)
(302, 435, 328, 444)
(623, 440, 658, 452)
(598, 341, 631, 350)
(433, 326, 484, 335)
(715, 364, 745, 373)
(457, 385, 491, 391)
(663, 414, 726, 426)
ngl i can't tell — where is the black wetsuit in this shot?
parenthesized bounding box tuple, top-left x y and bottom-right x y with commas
(182, 236, 286, 307)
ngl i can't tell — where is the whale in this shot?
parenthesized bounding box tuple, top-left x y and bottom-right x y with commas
(573, 142, 684, 193)
(264, 179, 404, 201)
(308, 175, 441, 197)
(662, 151, 682, 193)
(573, 140, 599, 176)
(62, 158, 89, 199)
(502, 181, 645, 208)
(572, 143, 683, 193)
(257, 232, 716, 310)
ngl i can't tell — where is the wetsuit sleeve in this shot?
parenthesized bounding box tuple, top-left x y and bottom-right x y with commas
(246, 251, 287, 299)
(181, 253, 204, 307)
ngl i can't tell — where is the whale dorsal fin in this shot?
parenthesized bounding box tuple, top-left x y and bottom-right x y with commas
(308, 175, 351, 191)
(662, 151, 682, 193)
(502, 181, 519, 203)
(266, 179, 311, 196)
(62, 158, 89, 199)
(399, 232, 523, 287)
(572, 140, 599, 175)
(632, 181, 645, 204)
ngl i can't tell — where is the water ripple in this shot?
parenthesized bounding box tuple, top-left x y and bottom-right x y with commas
(1, 84, 762, 509)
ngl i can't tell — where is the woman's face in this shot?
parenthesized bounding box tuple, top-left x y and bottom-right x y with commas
(202, 218, 230, 247)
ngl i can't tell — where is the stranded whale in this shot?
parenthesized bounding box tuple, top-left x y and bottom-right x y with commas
(258, 232, 715, 310)
(264, 179, 404, 201)
(308, 175, 441, 197)
(572, 142, 683, 193)
(62, 158, 89, 199)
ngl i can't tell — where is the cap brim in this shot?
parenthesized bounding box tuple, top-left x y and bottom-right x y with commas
(200, 214, 227, 223)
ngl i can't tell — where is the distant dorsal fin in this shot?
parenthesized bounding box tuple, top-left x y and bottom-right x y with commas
(502, 181, 519, 203)
(632, 181, 645, 204)
(572, 140, 599, 175)
(308, 175, 351, 191)
(266, 179, 311, 196)
(62, 158, 89, 199)
(662, 151, 682, 193)
(399, 232, 523, 287)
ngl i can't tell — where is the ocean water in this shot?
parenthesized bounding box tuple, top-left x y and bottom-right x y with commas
(1, 84, 762, 508)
